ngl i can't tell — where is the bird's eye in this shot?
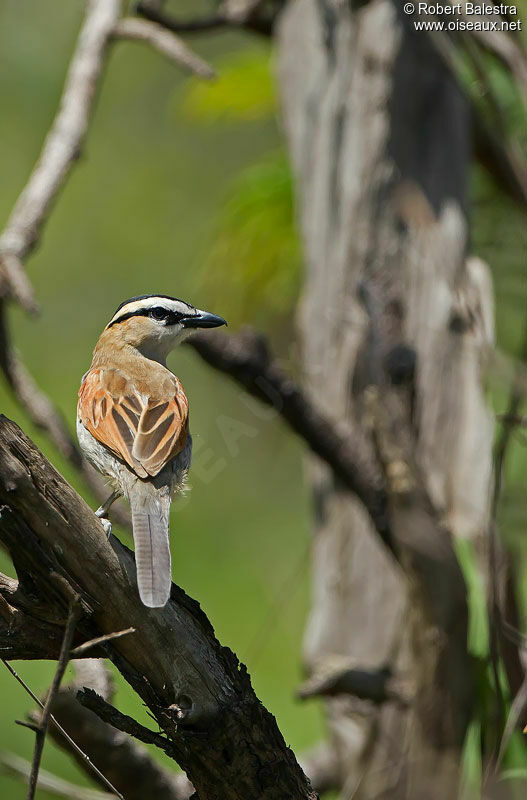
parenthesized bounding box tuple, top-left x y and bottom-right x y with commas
(149, 307, 168, 321)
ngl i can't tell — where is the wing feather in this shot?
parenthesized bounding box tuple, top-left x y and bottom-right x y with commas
(78, 368, 189, 478)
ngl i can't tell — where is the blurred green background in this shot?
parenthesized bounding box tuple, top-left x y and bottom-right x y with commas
(0, 1, 318, 795)
(2, 0, 527, 797)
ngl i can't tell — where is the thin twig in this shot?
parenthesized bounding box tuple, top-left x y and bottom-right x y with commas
(0, 751, 117, 800)
(29, 660, 193, 800)
(2, 661, 124, 800)
(77, 688, 175, 755)
(0, 253, 38, 315)
(15, 721, 40, 734)
(113, 18, 215, 78)
(0, 0, 132, 533)
(71, 627, 135, 656)
(27, 596, 84, 800)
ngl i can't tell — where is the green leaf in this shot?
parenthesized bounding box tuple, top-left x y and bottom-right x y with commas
(181, 48, 276, 123)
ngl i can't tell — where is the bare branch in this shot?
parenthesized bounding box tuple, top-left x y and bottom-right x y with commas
(297, 658, 412, 707)
(113, 19, 215, 79)
(78, 689, 175, 754)
(0, 0, 122, 307)
(0, 254, 38, 316)
(27, 596, 84, 800)
(71, 627, 135, 656)
(0, 0, 132, 530)
(0, 416, 316, 800)
(2, 661, 124, 798)
(0, 575, 85, 661)
(0, 752, 117, 800)
(136, 5, 227, 33)
(135, 0, 278, 37)
(187, 329, 394, 554)
(15, 721, 40, 734)
(30, 662, 193, 800)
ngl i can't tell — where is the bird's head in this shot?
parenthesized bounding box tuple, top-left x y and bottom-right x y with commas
(101, 294, 227, 362)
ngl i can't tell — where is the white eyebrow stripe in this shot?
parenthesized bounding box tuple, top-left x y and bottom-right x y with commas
(107, 298, 193, 326)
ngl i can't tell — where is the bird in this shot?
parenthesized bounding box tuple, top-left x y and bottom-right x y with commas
(76, 294, 227, 608)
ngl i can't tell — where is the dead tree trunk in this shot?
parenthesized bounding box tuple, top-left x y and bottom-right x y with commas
(277, 1, 494, 796)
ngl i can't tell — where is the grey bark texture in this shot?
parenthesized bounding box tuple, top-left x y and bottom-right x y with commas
(277, 0, 494, 797)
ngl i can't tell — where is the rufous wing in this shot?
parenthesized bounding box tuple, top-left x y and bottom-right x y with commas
(78, 368, 189, 478)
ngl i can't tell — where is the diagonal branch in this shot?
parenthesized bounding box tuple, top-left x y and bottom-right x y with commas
(187, 329, 394, 553)
(0, 0, 123, 310)
(112, 18, 215, 78)
(78, 689, 175, 755)
(135, 0, 279, 37)
(2, 659, 122, 797)
(0, 415, 316, 800)
(0, 752, 116, 800)
(0, 573, 93, 660)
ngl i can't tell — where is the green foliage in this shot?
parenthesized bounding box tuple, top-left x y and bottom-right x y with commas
(199, 150, 301, 325)
(460, 721, 482, 800)
(182, 48, 276, 123)
(455, 539, 489, 658)
(180, 46, 301, 327)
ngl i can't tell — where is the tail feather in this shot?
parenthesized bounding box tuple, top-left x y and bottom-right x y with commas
(131, 500, 171, 608)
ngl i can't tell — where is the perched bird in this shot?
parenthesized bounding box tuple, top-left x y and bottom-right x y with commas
(77, 294, 226, 608)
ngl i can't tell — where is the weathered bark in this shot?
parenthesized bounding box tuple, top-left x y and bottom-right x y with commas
(277, 0, 494, 796)
(0, 416, 316, 800)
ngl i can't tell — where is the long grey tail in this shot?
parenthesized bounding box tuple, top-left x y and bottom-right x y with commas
(129, 486, 171, 608)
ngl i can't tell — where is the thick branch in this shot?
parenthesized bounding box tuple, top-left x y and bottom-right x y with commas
(0, 416, 316, 800)
(0, 575, 83, 660)
(297, 659, 412, 707)
(135, 0, 278, 37)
